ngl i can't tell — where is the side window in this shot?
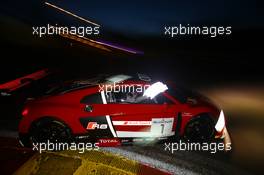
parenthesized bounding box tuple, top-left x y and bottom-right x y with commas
(106, 91, 139, 104)
(154, 93, 173, 104)
(106, 91, 172, 104)
(106, 92, 158, 104)
(80, 93, 103, 104)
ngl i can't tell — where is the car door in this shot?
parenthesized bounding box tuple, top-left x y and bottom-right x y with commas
(104, 90, 177, 138)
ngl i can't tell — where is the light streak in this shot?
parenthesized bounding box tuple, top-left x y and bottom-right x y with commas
(90, 39, 144, 54)
(59, 33, 111, 52)
(45, 2, 100, 27)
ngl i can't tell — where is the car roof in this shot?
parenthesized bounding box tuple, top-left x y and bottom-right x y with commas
(46, 74, 151, 94)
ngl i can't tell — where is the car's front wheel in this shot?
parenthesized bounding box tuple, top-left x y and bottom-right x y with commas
(184, 114, 214, 142)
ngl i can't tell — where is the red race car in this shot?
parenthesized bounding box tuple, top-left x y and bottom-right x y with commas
(18, 74, 230, 147)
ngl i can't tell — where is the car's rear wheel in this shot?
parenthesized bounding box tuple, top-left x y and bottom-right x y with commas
(184, 114, 214, 142)
(19, 118, 73, 147)
(30, 118, 73, 144)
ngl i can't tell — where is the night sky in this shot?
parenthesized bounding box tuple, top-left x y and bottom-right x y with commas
(0, 2, 263, 174)
(1, 0, 262, 37)
(0, 0, 263, 85)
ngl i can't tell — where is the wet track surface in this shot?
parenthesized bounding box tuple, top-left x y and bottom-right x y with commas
(0, 137, 34, 175)
(104, 145, 244, 175)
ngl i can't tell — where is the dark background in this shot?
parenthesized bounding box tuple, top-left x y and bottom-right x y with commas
(0, 0, 263, 86)
(0, 0, 263, 174)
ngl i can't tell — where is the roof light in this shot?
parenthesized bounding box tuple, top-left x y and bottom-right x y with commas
(143, 82, 168, 99)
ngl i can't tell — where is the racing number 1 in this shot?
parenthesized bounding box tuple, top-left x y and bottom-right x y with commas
(150, 118, 174, 137)
(160, 123, 165, 134)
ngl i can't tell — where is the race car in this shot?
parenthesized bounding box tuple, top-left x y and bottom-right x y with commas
(18, 74, 231, 148)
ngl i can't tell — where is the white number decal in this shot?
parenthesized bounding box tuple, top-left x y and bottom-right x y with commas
(150, 118, 174, 137)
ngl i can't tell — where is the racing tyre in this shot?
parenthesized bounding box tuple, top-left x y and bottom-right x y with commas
(184, 114, 214, 142)
(20, 118, 73, 147)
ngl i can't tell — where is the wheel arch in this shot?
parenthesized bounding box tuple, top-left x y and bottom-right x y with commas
(29, 116, 73, 134)
(182, 112, 215, 139)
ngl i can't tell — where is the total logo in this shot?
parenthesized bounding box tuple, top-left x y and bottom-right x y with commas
(97, 138, 121, 146)
(98, 138, 119, 144)
(86, 122, 108, 130)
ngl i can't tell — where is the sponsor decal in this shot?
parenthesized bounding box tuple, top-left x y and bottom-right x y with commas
(152, 119, 173, 124)
(182, 112, 193, 117)
(86, 122, 108, 130)
(97, 138, 121, 146)
(98, 138, 119, 144)
(113, 121, 151, 126)
(133, 138, 144, 142)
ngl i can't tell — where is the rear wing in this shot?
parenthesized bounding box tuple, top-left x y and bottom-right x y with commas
(0, 69, 50, 96)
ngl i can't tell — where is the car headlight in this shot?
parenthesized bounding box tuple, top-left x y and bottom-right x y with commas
(215, 110, 225, 132)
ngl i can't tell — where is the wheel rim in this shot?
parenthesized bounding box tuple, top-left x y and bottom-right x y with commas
(184, 117, 214, 142)
(31, 121, 71, 143)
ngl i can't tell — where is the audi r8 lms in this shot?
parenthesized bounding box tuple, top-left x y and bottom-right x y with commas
(18, 74, 231, 148)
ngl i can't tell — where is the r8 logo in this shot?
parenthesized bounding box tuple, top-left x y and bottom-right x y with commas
(86, 122, 108, 130)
